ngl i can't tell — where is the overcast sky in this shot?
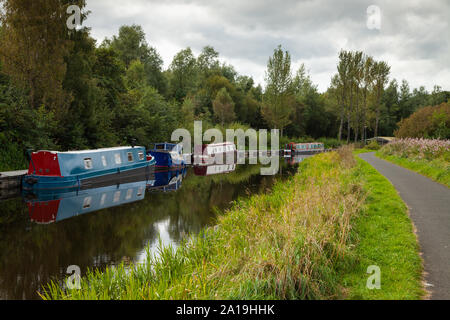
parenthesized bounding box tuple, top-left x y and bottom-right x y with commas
(85, 0, 449, 92)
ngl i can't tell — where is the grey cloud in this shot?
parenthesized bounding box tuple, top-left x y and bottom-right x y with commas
(85, 0, 450, 91)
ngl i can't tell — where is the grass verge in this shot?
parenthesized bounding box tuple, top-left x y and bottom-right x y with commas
(375, 151, 450, 188)
(41, 148, 424, 300)
(341, 154, 425, 299)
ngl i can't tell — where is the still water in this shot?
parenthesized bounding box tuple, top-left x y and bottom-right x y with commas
(0, 158, 306, 299)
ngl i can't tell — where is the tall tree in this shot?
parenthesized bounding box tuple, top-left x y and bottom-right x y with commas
(360, 54, 375, 143)
(0, 0, 82, 110)
(110, 25, 166, 94)
(169, 48, 197, 101)
(262, 45, 294, 136)
(335, 50, 351, 141)
(212, 87, 235, 126)
(373, 61, 391, 137)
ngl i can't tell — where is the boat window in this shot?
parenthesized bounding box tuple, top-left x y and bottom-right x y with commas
(137, 187, 144, 197)
(84, 158, 93, 170)
(138, 152, 144, 161)
(126, 189, 133, 200)
(127, 152, 134, 162)
(83, 197, 92, 209)
(113, 191, 121, 203)
(115, 153, 121, 165)
(100, 194, 107, 206)
(101, 156, 107, 167)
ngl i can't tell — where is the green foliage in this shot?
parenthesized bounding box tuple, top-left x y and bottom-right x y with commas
(395, 102, 450, 139)
(262, 45, 295, 135)
(212, 87, 235, 125)
(0, 14, 447, 170)
(367, 140, 381, 150)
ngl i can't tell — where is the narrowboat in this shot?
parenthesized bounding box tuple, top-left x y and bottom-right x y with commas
(147, 168, 186, 192)
(148, 143, 185, 168)
(285, 142, 325, 154)
(22, 146, 155, 192)
(25, 180, 148, 224)
(193, 163, 236, 176)
(193, 142, 236, 165)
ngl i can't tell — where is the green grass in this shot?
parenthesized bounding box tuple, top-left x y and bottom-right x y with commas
(376, 151, 450, 188)
(41, 148, 424, 300)
(341, 155, 425, 299)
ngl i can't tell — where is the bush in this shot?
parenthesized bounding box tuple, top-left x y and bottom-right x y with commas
(380, 138, 450, 161)
(367, 140, 381, 150)
(395, 102, 450, 139)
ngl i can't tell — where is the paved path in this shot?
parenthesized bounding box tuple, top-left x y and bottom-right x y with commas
(359, 152, 450, 300)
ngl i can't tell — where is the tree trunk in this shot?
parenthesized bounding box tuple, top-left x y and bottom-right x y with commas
(346, 114, 351, 143)
(338, 115, 344, 141)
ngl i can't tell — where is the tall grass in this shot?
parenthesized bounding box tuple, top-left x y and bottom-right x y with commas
(42, 147, 364, 300)
(42, 146, 423, 300)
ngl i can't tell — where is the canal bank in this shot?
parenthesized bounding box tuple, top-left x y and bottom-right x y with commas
(42, 147, 424, 300)
(0, 162, 298, 299)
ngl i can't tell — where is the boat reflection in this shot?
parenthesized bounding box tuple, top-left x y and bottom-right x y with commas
(147, 168, 186, 192)
(285, 155, 313, 166)
(24, 180, 150, 224)
(193, 163, 237, 176)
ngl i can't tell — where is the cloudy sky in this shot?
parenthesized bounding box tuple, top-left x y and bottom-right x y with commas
(84, 0, 449, 92)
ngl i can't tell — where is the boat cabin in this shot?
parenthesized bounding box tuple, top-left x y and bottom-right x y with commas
(285, 142, 325, 152)
(27, 146, 149, 177)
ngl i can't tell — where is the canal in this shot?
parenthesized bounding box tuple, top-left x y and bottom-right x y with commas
(0, 158, 307, 299)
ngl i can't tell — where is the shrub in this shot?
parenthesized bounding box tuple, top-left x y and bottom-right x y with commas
(395, 102, 450, 139)
(367, 140, 381, 150)
(380, 138, 450, 161)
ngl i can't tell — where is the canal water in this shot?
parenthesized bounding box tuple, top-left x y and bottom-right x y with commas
(0, 158, 307, 299)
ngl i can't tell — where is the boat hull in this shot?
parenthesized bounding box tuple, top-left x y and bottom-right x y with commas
(148, 150, 185, 168)
(22, 162, 155, 192)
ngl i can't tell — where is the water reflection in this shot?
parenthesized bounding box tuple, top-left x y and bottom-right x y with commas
(0, 160, 297, 299)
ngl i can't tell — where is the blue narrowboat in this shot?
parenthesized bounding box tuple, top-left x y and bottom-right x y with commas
(148, 143, 185, 168)
(25, 180, 148, 224)
(22, 146, 155, 192)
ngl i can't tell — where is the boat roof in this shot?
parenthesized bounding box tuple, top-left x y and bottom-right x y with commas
(35, 146, 143, 154)
(205, 142, 235, 147)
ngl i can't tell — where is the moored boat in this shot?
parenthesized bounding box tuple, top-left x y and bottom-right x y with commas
(148, 143, 185, 168)
(285, 142, 324, 154)
(22, 146, 155, 191)
(193, 142, 236, 165)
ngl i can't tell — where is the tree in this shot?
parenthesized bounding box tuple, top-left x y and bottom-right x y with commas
(262, 45, 294, 136)
(373, 61, 391, 137)
(110, 25, 166, 94)
(0, 0, 81, 110)
(335, 50, 351, 141)
(360, 55, 375, 143)
(169, 48, 197, 101)
(212, 88, 235, 126)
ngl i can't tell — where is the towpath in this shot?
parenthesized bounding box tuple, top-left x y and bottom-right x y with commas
(359, 152, 450, 300)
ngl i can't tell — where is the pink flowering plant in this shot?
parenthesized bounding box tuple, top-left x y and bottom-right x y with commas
(380, 138, 450, 161)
